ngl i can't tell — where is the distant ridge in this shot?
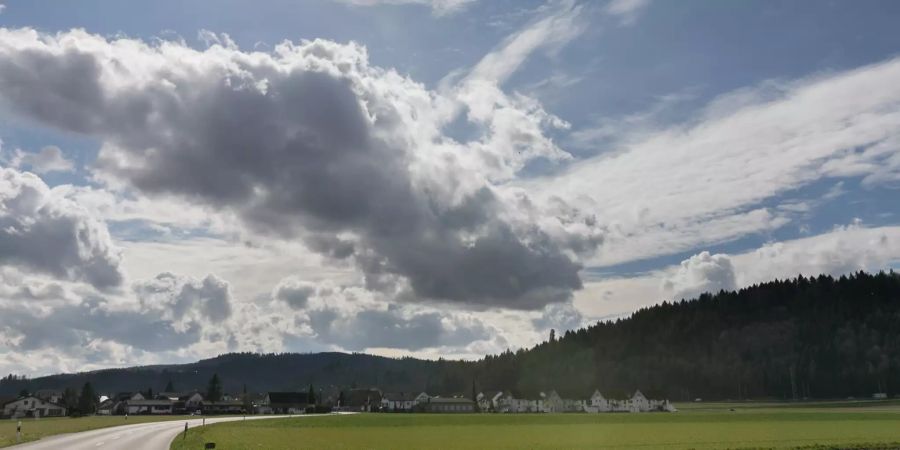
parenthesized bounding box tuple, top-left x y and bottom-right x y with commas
(3, 271, 898, 400)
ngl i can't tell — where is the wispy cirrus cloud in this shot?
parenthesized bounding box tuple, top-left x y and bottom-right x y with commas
(335, 0, 478, 16)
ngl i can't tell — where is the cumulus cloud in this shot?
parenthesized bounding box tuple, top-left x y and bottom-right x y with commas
(0, 166, 123, 288)
(737, 222, 900, 285)
(662, 251, 737, 300)
(133, 272, 233, 327)
(0, 26, 596, 309)
(270, 280, 495, 351)
(272, 276, 317, 309)
(532, 300, 585, 332)
(7, 145, 75, 174)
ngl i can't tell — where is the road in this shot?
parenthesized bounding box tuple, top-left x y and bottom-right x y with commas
(8, 415, 292, 450)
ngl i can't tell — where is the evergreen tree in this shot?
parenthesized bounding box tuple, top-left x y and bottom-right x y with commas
(308, 384, 316, 406)
(206, 374, 223, 402)
(78, 382, 98, 415)
(164, 380, 175, 392)
(62, 387, 78, 416)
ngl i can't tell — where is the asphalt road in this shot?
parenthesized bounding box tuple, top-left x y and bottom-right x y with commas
(8, 415, 292, 450)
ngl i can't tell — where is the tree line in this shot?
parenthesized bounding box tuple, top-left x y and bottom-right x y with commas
(4, 271, 898, 402)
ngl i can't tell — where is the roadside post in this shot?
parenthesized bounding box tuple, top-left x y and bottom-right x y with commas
(202, 417, 205, 426)
(184, 421, 188, 440)
(16, 420, 21, 443)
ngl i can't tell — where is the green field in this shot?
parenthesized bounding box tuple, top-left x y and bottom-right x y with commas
(170, 402, 900, 450)
(0, 415, 195, 447)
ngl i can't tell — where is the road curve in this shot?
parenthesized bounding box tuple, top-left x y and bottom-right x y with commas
(8, 415, 293, 450)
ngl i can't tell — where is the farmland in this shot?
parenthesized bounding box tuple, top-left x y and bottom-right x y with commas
(170, 401, 900, 450)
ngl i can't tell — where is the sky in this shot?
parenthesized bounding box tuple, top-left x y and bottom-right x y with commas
(0, 0, 899, 376)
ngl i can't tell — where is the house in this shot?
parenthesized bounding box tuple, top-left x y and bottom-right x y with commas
(342, 388, 382, 412)
(628, 390, 650, 412)
(34, 389, 63, 404)
(496, 392, 543, 413)
(476, 391, 505, 412)
(125, 399, 173, 415)
(261, 392, 310, 414)
(202, 400, 245, 415)
(381, 392, 428, 411)
(423, 397, 475, 413)
(175, 391, 204, 414)
(97, 398, 115, 415)
(541, 391, 564, 413)
(586, 390, 610, 413)
(2, 396, 67, 418)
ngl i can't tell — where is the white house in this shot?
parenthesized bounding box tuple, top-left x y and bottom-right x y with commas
(586, 390, 610, 413)
(497, 392, 543, 413)
(126, 399, 173, 415)
(541, 391, 564, 413)
(2, 396, 66, 418)
(381, 392, 428, 411)
(629, 390, 650, 413)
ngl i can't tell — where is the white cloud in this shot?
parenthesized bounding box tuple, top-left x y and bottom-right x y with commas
(336, 0, 478, 16)
(0, 166, 123, 288)
(7, 145, 75, 174)
(0, 24, 596, 310)
(530, 56, 900, 268)
(574, 224, 900, 321)
(661, 251, 737, 300)
(604, 0, 651, 25)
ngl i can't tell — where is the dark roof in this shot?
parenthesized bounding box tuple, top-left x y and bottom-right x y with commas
(382, 392, 417, 402)
(204, 400, 244, 407)
(343, 388, 382, 406)
(127, 400, 173, 406)
(2, 396, 65, 407)
(267, 392, 310, 405)
(428, 397, 475, 404)
(178, 391, 203, 400)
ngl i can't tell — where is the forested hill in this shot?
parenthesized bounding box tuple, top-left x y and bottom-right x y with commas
(2, 271, 898, 401)
(477, 270, 900, 401)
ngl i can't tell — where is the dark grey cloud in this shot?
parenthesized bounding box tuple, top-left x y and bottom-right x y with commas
(0, 167, 124, 288)
(133, 272, 232, 324)
(273, 277, 316, 310)
(308, 306, 490, 351)
(0, 29, 590, 309)
(0, 296, 202, 352)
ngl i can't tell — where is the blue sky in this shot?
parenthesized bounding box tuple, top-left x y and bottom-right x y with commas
(0, 0, 899, 375)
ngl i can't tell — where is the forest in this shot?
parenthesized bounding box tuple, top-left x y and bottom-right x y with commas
(2, 271, 898, 401)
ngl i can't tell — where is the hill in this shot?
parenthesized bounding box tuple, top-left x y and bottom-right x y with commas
(2, 271, 898, 400)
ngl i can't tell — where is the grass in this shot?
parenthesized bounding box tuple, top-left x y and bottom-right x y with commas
(170, 402, 900, 450)
(0, 415, 195, 447)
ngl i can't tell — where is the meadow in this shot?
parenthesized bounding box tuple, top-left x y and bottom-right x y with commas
(170, 402, 900, 450)
(0, 415, 194, 447)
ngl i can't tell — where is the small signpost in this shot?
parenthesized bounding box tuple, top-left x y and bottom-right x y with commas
(16, 420, 21, 444)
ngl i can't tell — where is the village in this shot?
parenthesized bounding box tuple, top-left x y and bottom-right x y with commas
(2, 386, 676, 419)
